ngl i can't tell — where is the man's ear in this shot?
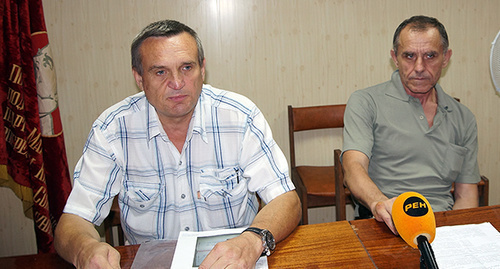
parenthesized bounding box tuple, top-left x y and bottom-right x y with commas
(201, 58, 206, 81)
(442, 49, 453, 68)
(390, 49, 399, 68)
(132, 69, 144, 91)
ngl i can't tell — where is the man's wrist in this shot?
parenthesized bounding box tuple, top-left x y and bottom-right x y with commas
(369, 196, 389, 215)
(242, 229, 265, 254)
(242, 227, 275, 256)
(369, 201, 380, 214)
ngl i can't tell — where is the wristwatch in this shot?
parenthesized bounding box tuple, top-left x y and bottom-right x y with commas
(243, 227, 276, 256)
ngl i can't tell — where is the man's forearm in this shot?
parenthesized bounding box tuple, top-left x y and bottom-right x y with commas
(342, 151, 387, 211)
(345, 169, 388, 211)
(249, 190, 301, 243)
(453, 183, 479, 210)
(54, 213, 102, 265)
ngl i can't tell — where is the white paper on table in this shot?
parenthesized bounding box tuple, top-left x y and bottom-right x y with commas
(431, 222, 500, 269)
(170, 227, 268, 269)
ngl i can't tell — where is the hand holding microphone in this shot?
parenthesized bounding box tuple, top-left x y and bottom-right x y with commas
(392, 192, 439, 269)
(370, 198, 398, 235)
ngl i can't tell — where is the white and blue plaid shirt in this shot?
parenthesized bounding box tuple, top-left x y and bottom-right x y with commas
(64, 84, 294, 244)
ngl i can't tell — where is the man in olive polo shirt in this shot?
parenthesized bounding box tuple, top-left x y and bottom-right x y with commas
(341, 15, 480, 234)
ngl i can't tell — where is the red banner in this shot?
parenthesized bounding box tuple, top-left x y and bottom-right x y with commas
(0, 0, 72, 253)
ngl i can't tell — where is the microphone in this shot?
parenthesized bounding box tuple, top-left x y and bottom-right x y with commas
(392, 192, 439, 269)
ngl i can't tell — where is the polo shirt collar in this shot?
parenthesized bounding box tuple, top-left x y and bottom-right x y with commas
(387, 70, 412, 102)
(387, 70, 453, 113)
(434, 84, 454, 113)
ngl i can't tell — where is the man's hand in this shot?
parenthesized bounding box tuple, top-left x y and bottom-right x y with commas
(343, 150, 399, 235)
(55, 213, 121, 269)
(198, 231, 262, 269)
(74, 241, 121, 269)
(370, 197, 398, 235)
(199, 191, 301, 268)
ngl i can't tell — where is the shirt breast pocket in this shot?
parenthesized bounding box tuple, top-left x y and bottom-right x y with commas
(199, 167, 246, 201)
(440, 143, 467, 182)
(122, 180, 162, 236)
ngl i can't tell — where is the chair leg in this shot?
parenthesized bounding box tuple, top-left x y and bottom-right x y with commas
(301, 194, 309, 225)
(104, 219, 113, 245)
(334, 149, 347, 221)
(117, 225, 125, 246)
(291, 169, 309, 225)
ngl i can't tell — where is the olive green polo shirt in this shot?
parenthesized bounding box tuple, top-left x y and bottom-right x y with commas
(342, 71, 480, 212)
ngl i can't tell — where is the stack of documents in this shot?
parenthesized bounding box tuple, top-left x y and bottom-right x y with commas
(432, 222, 500, 268)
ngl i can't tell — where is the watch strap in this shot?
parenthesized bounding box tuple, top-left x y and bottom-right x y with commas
(243, 227, 263, 235)
(243, 227, 274, 256)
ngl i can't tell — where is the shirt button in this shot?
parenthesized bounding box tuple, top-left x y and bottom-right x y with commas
(419, 115, 424, 120)
(140, 204, 145, 208)
(179, 161, 182, 165)
(185, 227, 190, 231)
(181, 194, 186, 199)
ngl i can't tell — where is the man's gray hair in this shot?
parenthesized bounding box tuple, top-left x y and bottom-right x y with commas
(392, 15, 449, 56)
(131, 20, 204, 75)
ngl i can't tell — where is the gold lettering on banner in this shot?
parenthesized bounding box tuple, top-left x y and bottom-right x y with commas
(34, 211, 51, 233)
(7, 87, 25, 110)
(3, 127, 28, 156)
(27, 128, 42, 155)
(4, 127, 14, 143)
(9, 64, 23, 85)
(13, 135, 28, 155)
(4, 107, 26, 131)
(34, 165, 47, 184)
(13, 113, 26, 129)
(3, 107, 15, 122)
(3, 106, 14, 121)
(33, 184, 49, 209)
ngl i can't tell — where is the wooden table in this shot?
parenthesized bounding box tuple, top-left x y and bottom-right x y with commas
(0, 221, 373, 269)
(268, 221, 374, 268)
(0, 244, 139, 269)
(118, 221, 375, 268)
(351, 204, 500, 269)
(2, 205, 499, 268)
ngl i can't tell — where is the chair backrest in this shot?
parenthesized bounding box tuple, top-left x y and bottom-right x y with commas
(288, 104, 346, 168)
(478, 176, 489, 207)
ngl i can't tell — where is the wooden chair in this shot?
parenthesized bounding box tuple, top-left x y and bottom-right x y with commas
(288, 104, 352, 224)
(103, 196, 125, 246)
(477, 176, 490, 206)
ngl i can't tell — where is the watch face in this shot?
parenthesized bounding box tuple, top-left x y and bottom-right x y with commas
(264, 230, 276, 251)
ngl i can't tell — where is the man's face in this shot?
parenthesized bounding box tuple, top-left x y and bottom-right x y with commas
(391, 27, 452, 95)
(133, 32, 205, 123)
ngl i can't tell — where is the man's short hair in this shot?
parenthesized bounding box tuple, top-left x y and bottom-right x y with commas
(131, 20, 204, 75)
(392, 15, 449, 55)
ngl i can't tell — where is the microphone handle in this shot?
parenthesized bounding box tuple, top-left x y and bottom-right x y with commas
(417, 235, 439, 269)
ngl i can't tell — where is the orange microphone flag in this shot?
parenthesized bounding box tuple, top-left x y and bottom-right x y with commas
(392, 191, 436, 249)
